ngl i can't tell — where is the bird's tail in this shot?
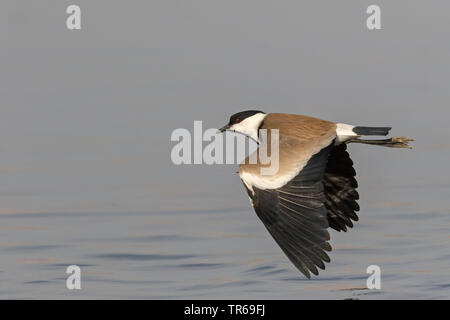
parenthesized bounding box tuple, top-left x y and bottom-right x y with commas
(337, 124, 413, 148)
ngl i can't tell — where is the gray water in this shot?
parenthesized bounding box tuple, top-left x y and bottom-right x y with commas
(1, 1, 449, 299)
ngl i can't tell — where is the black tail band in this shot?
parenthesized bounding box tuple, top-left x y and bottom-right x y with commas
(352, 126, 391, 136)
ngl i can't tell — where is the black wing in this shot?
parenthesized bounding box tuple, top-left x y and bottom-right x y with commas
(243, 144, 333, 278)
(323, 144, 360, 232)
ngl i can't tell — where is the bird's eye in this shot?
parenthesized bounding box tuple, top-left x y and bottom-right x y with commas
(236, 117, 242, 123)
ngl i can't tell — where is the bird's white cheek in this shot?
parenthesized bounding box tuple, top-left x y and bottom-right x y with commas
(229, 123, 244, 133)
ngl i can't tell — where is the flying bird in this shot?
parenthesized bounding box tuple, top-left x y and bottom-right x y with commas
(219, 110, 412, 278)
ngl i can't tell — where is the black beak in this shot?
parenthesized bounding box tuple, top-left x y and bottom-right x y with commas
(218, 124, 230, 133)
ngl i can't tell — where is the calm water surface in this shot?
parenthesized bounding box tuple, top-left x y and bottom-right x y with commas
(1, 181, 449, 299)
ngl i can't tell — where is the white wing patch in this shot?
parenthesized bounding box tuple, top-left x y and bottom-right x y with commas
(240, 167, 299, 194)
(240, 135, 336, 192)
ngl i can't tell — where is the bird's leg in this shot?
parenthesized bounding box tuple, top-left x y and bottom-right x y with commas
(347, 136, 414, 149)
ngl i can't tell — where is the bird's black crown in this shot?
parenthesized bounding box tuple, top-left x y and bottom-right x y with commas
(228, 110, 265, 125)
